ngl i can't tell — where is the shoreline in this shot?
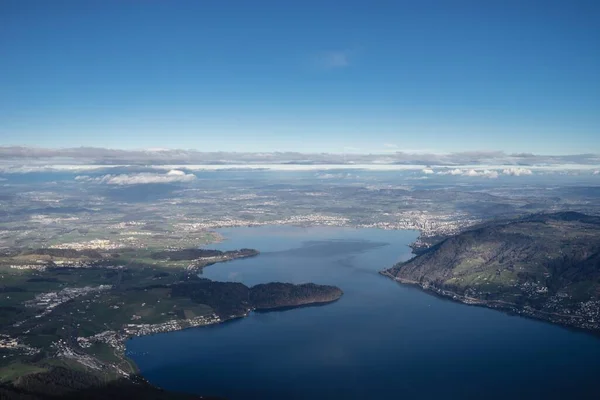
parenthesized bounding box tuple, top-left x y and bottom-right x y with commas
(91, 294, 344, 380)
(190, 250, 260, 273)
(69, 310, 252, 381)
(252, 296, 343, 313)
(379, 270, 599, 336)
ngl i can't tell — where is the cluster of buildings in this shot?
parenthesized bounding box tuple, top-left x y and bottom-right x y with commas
(9, 264, 48, 271)
(9, 261, 123, 270)
(0, 334, 19, 349)
(173, 214, 351, 230)
(77, 330, 127, 353)
(518, 281, 550, 294)
(184, 250, 258, 271)
(51, 312, 225, 378)
(417, 278, 600, 332)
(388, 211, 479, 236)
(576, 300, 600, 325)
(109, 221, 146, 229)
(23, 209, 479, 258)
(25, 285, 112, 317)
(0, 334, 39, 355)
(170, 211, 474, 238)
(29, 215, 80, 225)
(52, 339, 130, 375)
(49, 239, 125, 251)
(76, 314, 222, 355)
(544, 293, 600, 325)
(122, 314, 221, 337)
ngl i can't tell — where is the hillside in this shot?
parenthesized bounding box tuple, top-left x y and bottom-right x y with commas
(0, 248, 340, 399)
(0, 367, 212, 400)
(250, 282, 343, 310)
(385, 212, 600, 332)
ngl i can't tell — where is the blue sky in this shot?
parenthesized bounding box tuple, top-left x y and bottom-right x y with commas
(1, 0, 599, 154)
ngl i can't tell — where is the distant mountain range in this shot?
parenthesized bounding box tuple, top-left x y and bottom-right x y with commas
(384, 212, 600, 333)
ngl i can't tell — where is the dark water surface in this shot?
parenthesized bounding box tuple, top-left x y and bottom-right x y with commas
(127, 226, 600, 399)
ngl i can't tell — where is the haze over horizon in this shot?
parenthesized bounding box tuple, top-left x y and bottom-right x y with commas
(1, 146, 599, 179)
(2, 0, 599, 154)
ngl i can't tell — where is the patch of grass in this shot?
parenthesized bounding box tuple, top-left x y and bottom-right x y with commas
(0, 362, 48, 383)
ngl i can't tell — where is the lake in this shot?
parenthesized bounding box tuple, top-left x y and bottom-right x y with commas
(127, 226, 600, 399)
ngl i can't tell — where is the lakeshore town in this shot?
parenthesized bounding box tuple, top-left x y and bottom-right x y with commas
(4, 210, 476, 257)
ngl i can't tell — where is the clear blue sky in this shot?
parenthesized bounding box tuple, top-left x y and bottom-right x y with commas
(1, 0, 599, 154)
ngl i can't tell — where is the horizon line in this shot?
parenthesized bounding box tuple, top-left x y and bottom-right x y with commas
(1, 145, 599, 158)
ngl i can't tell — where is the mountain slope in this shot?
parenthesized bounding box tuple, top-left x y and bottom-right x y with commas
(384, 212, 600, 332)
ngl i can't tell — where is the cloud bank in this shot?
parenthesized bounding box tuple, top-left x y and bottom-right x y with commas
(434, 167, 537, 178)
(75, 170, 196, 185)
(464, 169, 499, 178)
(1, 146, 599, 167)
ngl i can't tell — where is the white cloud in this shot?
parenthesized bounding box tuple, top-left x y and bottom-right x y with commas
(473, 169, 499, 178)
(437, 167, 533, 178)
(384, 144, 398, 148)
(464, 169, 480, 177)
(593, 170, 600, 175)
(314, 50, 353, 70)
(502, 167, 533, 176)
(322, 51, 350, 68)
(438, 169, 497, 178)
(421, 168, 434, 174)
(438, 168, 464, 176)
(75, 170, 196, 185)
